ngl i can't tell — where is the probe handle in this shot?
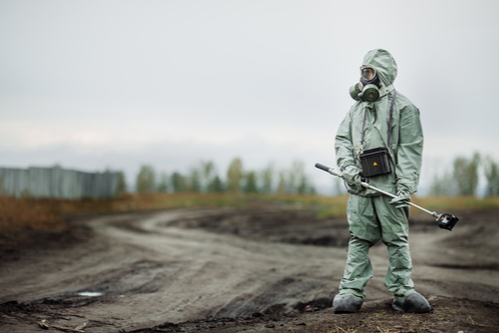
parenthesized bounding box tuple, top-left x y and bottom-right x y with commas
(314, 163, 331, 172)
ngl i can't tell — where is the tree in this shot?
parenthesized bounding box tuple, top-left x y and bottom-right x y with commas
(170, 172, 187, 193)
(116, 171, 127, 195)
(429, 171, 456, 196)
(260, 163, 274, 194)
(157, 172, 168, 193)
(207, 175, 225, 193)
(187, 168, 202, 192)
(484, 155, 499, 197)
(430, 152, 484, 197)
(453, 152, 480, 196)
(287, 160, 305, 194)
(243, 171, 258, 193)
(226, 158, 243, 193)
(276, 171, 286, 194)
(200, 161, 216, 193)
(297, 174, 316, 195)
(297, 175, 307, 194)
(136, 165, 156, 193)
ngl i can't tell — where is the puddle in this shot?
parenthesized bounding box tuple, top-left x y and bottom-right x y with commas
(77, 292, 103, 297)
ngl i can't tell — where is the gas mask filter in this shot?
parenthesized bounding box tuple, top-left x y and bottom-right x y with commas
(349, 66, 381, 102)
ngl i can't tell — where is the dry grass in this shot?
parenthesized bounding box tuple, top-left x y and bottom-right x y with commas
(0, 193, 497, 231)
(467, 315, 490, 327)
(328, 324, 360, 333)
(0, 196, 66, 230)
(411, 196, 498, 215)
(0, 193, 249, 231)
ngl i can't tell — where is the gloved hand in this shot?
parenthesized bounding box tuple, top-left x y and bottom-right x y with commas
(390, 190, 411, 209)
(342, 166, 364, 192)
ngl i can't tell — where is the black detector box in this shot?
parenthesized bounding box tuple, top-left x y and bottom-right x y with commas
(359, 147, 391, 178)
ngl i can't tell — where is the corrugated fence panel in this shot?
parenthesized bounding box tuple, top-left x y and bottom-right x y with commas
(29, 167, 52, 198)
(50, 167, 62, 198)
(81, 172, 95, 199)
(0, 168, 30, 197)
(0, 166, 119, 199)
(60, 170, 83, 199)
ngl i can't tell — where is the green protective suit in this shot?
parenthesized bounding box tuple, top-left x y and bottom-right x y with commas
(335, 49, 424, 301)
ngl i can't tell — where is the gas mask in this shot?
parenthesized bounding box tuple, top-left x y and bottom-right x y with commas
(349, 66, 381, 102)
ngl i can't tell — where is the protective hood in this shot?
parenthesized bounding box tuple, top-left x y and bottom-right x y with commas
(362, 49, 398, 88)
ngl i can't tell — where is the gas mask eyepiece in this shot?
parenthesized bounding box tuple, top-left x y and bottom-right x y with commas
(361, 66, 376, 82)
(349, 65, 381, 102)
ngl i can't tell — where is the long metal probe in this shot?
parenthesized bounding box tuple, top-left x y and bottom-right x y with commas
(315, 163, 439, 218)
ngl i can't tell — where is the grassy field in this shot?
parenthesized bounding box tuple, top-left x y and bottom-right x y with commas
(0, 193, 497, 230)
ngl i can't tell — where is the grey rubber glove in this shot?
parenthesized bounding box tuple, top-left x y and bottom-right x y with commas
(390, 190, 411, 209)
(342, 166, 364, 192)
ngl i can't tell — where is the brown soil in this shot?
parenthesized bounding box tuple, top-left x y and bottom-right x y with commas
(0, 204, 498, 333)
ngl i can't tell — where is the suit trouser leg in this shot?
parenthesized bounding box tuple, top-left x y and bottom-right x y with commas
(338, 195, 380, 300)
(373, 196, 414, 299)
(338, 195, 414, 300)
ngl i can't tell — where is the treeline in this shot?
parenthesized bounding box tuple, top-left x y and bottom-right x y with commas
(430, 152, 499, 197)
(121, 158, 316, 195)
(114, 153, 498, 197)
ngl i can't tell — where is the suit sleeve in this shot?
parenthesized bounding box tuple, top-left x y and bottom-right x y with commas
(335, 109, 358, 173)
(395, 105, 424, 194)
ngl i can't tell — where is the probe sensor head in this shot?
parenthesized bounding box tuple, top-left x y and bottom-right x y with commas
(437, 213, 459, 231)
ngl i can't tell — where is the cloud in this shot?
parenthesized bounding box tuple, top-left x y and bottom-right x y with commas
(0, 0, 497, 195)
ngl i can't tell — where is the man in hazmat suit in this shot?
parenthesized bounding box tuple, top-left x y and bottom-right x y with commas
(333, 49, 431, 313)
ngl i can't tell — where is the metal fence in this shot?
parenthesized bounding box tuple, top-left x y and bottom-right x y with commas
(0, 166, 120, 199)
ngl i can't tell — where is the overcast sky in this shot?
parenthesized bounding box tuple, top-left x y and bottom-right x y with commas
(0, 0, 498, 194)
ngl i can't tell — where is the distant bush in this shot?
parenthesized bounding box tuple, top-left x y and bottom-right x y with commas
(430, 152, 499, 197)
(136, 165, 156, 193)
(134, 158, 317, 195)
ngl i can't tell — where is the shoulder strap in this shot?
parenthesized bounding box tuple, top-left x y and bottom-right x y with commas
(360, 107, 368, 146)
(387, 90, 397, 147)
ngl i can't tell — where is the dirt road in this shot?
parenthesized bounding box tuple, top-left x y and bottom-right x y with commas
(0, 205, 498, 332)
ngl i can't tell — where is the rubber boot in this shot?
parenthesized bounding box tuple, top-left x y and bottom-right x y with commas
(392, 292, 431, 313)
(333, 294, 363, 313)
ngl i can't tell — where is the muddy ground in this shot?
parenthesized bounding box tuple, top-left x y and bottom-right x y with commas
(0, 203, 498, 332)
